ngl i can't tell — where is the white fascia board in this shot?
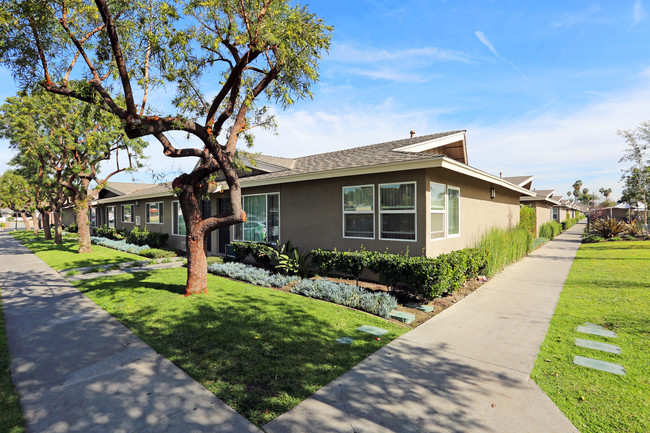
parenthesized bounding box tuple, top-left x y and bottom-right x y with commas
(236, 155, 534, 196)
(520, 196, 561, 205)
(392, 131, 466, 153)
(96, 190, 175, 204)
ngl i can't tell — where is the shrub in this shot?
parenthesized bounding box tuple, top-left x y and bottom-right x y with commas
(96, 225, 123, 240)
(531, 237, 549, 250)
(477, 225, 532, 277)
(291, 279, 398, 318)
(539, 221, 562, 239)
(139, 248, 176, 259)
(520, 205, 536, 236)
(66, 223, 78, 233)
(90, 236, 150, 254)
(590, 218, 626, 239)
(582, 234, 604, 243)
(311, 249, 338, 277)
(207, 262, 299, 288)
(125, 226, 168, 248)
(332, 251, 369, 284)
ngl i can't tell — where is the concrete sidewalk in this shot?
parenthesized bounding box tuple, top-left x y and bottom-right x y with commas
(0, 232, 261, 433)
(264, 224, 585, 433)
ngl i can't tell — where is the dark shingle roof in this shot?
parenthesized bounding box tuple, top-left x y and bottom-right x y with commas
(502, 175, 533, 187)
(241, 131, 464, 183)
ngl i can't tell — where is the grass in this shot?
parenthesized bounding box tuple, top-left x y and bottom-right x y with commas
(10, 231, 144, 271)
(0, 289, 26, 433)
(73, 268, 407, 426)
(476, 225, 532, 276)
(531, 240, 649, 433)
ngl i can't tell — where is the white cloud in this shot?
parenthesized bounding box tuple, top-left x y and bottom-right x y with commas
(633, 0, 645, 26)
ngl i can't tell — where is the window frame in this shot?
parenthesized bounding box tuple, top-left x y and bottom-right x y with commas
(90, 207, 97, 228)
(121, 204, 134, 223)
(172, 201, 186, 236)
(552, 206, 559, 222)
(145, 201, 164, 224)
(429, 181, 446, 241)
(232, 192, 281, 244)
(378, 181, 417, 242)
(107, 205, 116, 228)
(447, 185, 461, 238)
(342, 184, 375, 239)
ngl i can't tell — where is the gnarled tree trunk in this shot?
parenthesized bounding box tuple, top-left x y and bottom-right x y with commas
(20, 211, 31, 231)
(32, 211, 39, 235)
(177, 181, 209, 296)
(42, 210, 52, 240)
(53, 211, 63, 244)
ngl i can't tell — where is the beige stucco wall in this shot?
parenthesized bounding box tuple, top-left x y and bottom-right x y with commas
(424, 168, 521, 256)
(531, 201, 553, 236)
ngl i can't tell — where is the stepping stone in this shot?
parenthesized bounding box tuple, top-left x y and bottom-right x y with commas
(575, 338, 621, 354)
(573, 356, 626, 376)
(583, 322, 606, 329)
(577, 325, 617, 338)
(356, 325, 388, 336)
(405, 303, 434, 312)
(389, 310, 415, 324)
(336, 337, 354, 344)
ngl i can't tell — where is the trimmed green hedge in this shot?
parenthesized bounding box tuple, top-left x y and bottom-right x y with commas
(539, 221, 562, 240)
(520, 205, 536, 235)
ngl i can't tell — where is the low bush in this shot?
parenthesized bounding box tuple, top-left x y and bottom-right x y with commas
(139, 248, 176, 259)
(90, 236, 150, 255)
(207, 262, 299, 288)
(66, 223, 78, 233)
(311, 249, 338, 277)
(531, 237, 549, 250)
(96, 225, 123, 240)
(124, 226, 169, 248)
(477, 225, 532, 277)
(539, 221, 562, 240)
(291, 279, 398, 318)
(582, 234, 605, 243)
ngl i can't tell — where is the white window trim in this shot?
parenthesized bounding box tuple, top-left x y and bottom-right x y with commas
(172, 201, 186, 236)
(430, 181, 446, 241)
(232, 193, 281, 243)
(121, 204, 134, 223)
(378, 181, 417, 242)
(90, 207, 97, 227)
(447, 185, 461, 238)
(145, 201, 164, 224)
(107, 205, 116, 228)
(342, 184, 375, 239)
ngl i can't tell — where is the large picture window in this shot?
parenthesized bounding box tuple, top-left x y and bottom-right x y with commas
(233, 193, 280, 243)
(121, 204, 134, 223)
(146, 202, 163, 224)
(343, 185, 374, 238)
(379, 182, 416, 241)
(172, 201, 186, 236)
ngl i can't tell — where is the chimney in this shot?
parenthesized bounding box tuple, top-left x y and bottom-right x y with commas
(499, 172, 502, 178)
(410, 130, 415, 139)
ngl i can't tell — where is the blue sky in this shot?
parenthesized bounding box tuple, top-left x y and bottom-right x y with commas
(1, 0, 649, 200)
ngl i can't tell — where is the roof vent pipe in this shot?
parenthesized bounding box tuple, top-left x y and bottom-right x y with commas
(500, 172, 502, 178)
(410, 130, 415, 139)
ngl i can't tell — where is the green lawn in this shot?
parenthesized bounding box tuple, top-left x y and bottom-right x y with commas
(74, 268, 407, 426)
(10, 231, 145, 270)
(531, 240, 649, 433)
(0, 290, 26, 433)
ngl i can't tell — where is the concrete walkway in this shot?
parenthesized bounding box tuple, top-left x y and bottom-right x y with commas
(0, 232, 261, 433)
(263, 223, 585, 433)
(1, 223, 585, 433)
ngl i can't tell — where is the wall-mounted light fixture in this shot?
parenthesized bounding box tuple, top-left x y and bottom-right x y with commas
(135, 200, 140, 206)
(490, 187, 496, 199)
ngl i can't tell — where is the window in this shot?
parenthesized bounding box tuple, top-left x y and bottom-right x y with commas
(121, 204, 134, 223)
(172, 201, 186, 236)
(107, 206, 115, 228)
(430, 182, 445, 240)
(146, 202, 163, 224)
(343, 185, 374, 238)
(430, 183, 461, 240)
(552, 207, 559, 222)
(447, 186, 460, 237)
(90, 208, 97, 227)
(233, 193, 280, 243)
(379, 182, 416, 241)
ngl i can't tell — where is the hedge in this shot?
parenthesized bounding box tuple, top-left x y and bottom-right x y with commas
(520, 205, 536, 236)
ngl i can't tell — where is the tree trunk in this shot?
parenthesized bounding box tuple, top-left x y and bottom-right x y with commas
(185, 227, 208, 296)
(20, 211, 31, 231)
(33, 212, 39, 235)
(76, 198, 92, 253)
(53, 211, 63, 244)
(42, 210, 52, 241)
